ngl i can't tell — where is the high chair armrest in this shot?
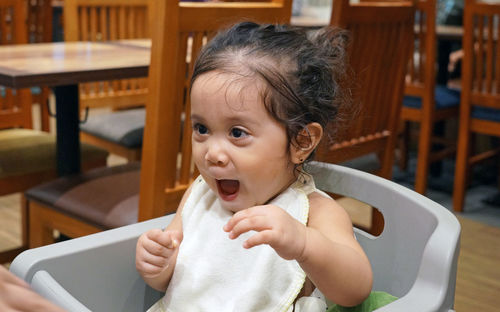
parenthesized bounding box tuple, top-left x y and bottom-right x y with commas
(10, 215, 174, 312)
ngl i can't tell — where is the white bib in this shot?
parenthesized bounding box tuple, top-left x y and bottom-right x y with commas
(149, 175, 324, 312)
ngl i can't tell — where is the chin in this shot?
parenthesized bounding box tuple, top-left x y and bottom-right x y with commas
(220, 201, 247, 213)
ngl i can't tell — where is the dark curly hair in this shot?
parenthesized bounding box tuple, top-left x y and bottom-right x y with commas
(191, 22, 351, 162)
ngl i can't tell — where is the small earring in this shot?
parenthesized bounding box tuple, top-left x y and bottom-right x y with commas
(299, 158, 303, 162)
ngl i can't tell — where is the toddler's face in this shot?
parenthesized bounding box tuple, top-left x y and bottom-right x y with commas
(190, 71, 296, 213)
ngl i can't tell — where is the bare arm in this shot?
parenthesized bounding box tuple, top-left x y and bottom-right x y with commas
(298, 193, 373, 306)
(135, 184, 192, 292)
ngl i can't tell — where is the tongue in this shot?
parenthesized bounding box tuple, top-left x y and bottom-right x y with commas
(219, 180, 239, 195)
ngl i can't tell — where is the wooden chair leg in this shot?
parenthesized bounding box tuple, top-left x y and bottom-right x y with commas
(21, 195, 29, 248)
(39, 88, 51, 132)
(28, 202, 56, 248)
(453, 130, 471, 212)
(414, 120, 432, 194)
(28, 201, 103, 248)
(0, 196, 29, 264)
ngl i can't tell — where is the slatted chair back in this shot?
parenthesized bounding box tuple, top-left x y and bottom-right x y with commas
(453, 0, 500, 212)
(27, 0, 53, 43)
(397, 0, 461, 195)
(138, 0, 293, 221)
(64, 0, 150, 111)
(0, 0, 26, 44)
(0, 0, 32, 131)
(405, 0, 435, 98)
(316, 0, 414, 179)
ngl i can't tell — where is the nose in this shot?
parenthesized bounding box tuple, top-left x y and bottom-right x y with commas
(205, 140, 229, 166)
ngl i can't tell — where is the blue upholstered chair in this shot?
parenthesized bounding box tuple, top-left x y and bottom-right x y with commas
(399, 0, 460, 195)
(452, 0, 500, 212)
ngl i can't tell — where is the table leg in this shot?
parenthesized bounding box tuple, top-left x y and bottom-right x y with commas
(54, 85, 80, 176)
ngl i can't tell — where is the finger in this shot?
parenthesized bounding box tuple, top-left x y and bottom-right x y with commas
(167, 230, 183, 248)
(243, 230, 276, 249)
(142, 238, 170, 257)
(224, 206, 267, 232)
(0, 267, 30, 289)
(136, 258, 167, 276)
(145, 228, 166, 245)
(139, 250, 170, 268)
(228, 215, 272, 239)
(156, 230, 182, 249)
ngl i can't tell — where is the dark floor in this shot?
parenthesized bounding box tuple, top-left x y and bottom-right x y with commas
(392, 155, 500, 228)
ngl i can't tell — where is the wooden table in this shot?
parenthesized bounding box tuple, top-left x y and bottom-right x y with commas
(0, 39, 151, 175)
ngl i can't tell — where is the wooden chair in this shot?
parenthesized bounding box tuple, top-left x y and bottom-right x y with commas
(316, 0, 414, 234)
(26, 0, 53, 133)
(0, 0, 50, 132)
(0, 0, 108, 263)
(26, 0, 293, 248)
(64, 0, 150, 162)
(453, 0, 500, 212)
(399, 0, 460, 194)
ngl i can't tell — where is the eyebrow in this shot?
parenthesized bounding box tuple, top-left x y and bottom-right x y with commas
(190, 112, 260, 127)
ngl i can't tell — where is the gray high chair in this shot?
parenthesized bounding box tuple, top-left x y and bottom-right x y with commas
(10, 162, 461, 312)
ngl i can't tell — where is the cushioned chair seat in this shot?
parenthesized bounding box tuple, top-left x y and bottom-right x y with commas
(0, 129, 109, 179)
(472, 106, 500, 122)
(25, 163, 140, 229)
(403, 85, 460, 109)
(80, 108, 145, 148)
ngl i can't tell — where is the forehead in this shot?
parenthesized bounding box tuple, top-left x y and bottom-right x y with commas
(191, 71, 268, 113)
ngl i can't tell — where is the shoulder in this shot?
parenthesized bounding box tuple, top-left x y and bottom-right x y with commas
(307, 192, 354, 236)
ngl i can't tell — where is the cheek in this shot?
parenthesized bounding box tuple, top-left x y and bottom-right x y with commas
(192, 141, 205, 166)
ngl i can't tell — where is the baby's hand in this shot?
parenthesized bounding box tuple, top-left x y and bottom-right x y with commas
(135, 229, 182, 279)
(224, 205, 307, 261)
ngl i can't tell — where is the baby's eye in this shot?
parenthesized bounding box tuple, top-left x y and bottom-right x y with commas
(193, 123, 208, 135)
(230, 127, 248, 138)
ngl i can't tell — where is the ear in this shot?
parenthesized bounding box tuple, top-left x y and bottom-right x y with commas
(290, 122, 323, 164)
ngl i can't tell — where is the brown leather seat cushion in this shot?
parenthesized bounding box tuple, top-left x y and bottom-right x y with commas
(25, 163, 140, 229)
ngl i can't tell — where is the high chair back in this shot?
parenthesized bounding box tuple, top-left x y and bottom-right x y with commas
(453, 0, 500, 212)
(138, 0, 293, 220)
(10, 162, 460, 311)
(317, 0, 414, 179)
(64, 0, 150, 111)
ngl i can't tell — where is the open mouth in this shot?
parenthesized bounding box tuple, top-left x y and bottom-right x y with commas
(216, 179, 240, 201)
